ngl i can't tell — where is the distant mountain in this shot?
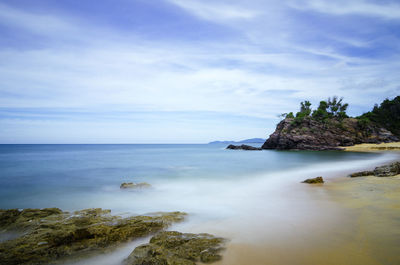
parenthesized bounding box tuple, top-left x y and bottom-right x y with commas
(239, 138, 266, 143)
(208, 138, 265, 144)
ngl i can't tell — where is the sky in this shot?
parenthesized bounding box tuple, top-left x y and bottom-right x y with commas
(0, 0, 399, 143)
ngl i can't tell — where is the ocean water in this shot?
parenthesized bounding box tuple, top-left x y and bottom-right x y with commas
(0, 144, 399, 265)
(0, 144, 394, 211)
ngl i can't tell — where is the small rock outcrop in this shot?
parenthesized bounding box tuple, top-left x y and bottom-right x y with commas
(349, 161, 400, 177)
(120, 182, 151, 189)
(349, 171, 374, 178)
(262, 117, 398, 151)
(302, 176, 324, 184)
(0, 208, 186, 265)
(374, 162, 400, 177)
(124, 231, 226, 265)
(226, 144, 262, 150)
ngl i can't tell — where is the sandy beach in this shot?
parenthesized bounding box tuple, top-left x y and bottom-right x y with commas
(214, 147, 400, 265)
(342, 142, 400, 152)
(215, 176, 400, 265)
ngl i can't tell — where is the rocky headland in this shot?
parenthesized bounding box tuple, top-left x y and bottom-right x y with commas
(262, 96, 399, 151)
(262, 117, 397, 151)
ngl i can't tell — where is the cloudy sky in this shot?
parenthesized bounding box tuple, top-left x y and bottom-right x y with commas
(0, 0, 399, 143)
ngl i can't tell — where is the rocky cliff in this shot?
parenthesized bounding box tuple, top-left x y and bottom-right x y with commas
(262, 117, 398, 151)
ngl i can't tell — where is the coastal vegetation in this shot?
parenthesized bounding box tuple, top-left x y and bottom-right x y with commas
(283, 96, 349, 126)
(357, 96, 400, 137)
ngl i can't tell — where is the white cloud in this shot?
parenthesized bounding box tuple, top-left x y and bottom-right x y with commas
(0, 3, 76, 35)
(288, 0, 400, 20)
(167, 0, 259, 21)
(0, 1, 399, 142)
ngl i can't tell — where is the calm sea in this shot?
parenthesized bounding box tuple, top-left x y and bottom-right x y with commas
(2, 144, 400, 265)
(0, 144, 396, 212)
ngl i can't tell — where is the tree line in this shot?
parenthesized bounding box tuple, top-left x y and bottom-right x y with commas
(282, 96, 349, 122)
(281, 96, 400, 137)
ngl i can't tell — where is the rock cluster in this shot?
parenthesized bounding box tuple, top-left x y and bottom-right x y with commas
(120, 182, 152, 189)
(124, 231, 226, 265)
(302, 176, 324, 184)
(349, 161, 400, 178)
(0, 208, 186, 265)
(262, 117, 398, 150)
(226, 144, 262, 150)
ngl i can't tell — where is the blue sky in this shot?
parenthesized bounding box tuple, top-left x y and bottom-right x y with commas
(0, 0, 399, 143)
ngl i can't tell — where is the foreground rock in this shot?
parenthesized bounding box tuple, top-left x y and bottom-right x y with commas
(226, 144, 262, 150)
(120, 182, 152, 189)
(0, 208, 186, 265)
(262, 117, 398, 151)
(125, 231, 226, 265)
(302, 176, 324, 184)
(349, 161, 400, 178)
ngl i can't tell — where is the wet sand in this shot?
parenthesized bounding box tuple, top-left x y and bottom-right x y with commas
(342, 142, 400, 152)
(214, 174, 400, 265)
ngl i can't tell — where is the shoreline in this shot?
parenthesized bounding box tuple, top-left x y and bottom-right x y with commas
(214, 157, 400, 265)
(341, 141, 400, 152)
(1, 147, 400, 265)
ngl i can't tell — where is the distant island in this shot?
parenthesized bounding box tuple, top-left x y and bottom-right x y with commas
(209, 138, 265, 144)
(262, 96, 400, 151)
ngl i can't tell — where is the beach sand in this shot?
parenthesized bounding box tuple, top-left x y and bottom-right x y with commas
(214, 174, 400, 265)
(342, 142, 400, 152)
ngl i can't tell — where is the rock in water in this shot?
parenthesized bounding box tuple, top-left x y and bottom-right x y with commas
(349, 171, 374, 178)
(302, 176, 324, 184)
(262, 117, 398, 150)
(0, 208, 186, 265)
(124, 231, 226, 265)
(348, 161, 400, 178)
(226, 144, 262, 150)
(373, 162, 400, 177)
(120, 182, 152, 189)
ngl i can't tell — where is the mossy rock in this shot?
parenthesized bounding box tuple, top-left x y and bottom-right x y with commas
(348, 161, 400, 178)
(0, 208, 186, 265)
(349, 171, 374, 178)
(302, 176, 324, 184)
(120, 182, 152, 189)
(125, 231, 226, 265)
(373, 162, 400, 177)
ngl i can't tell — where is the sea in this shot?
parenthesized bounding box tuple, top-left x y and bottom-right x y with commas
(0, 144, 399, 265)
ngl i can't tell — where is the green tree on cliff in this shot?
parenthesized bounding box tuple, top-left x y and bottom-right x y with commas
(312, 100, 329, 120)
(327, 96, 348, 119)
(312, 96, 348, 120)
(296, 100, 312, 118)
(359, 96, 400, 136)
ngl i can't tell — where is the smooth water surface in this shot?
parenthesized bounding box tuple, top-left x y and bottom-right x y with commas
(0, 144, 391, 211)
(1, 144, 399, 265)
